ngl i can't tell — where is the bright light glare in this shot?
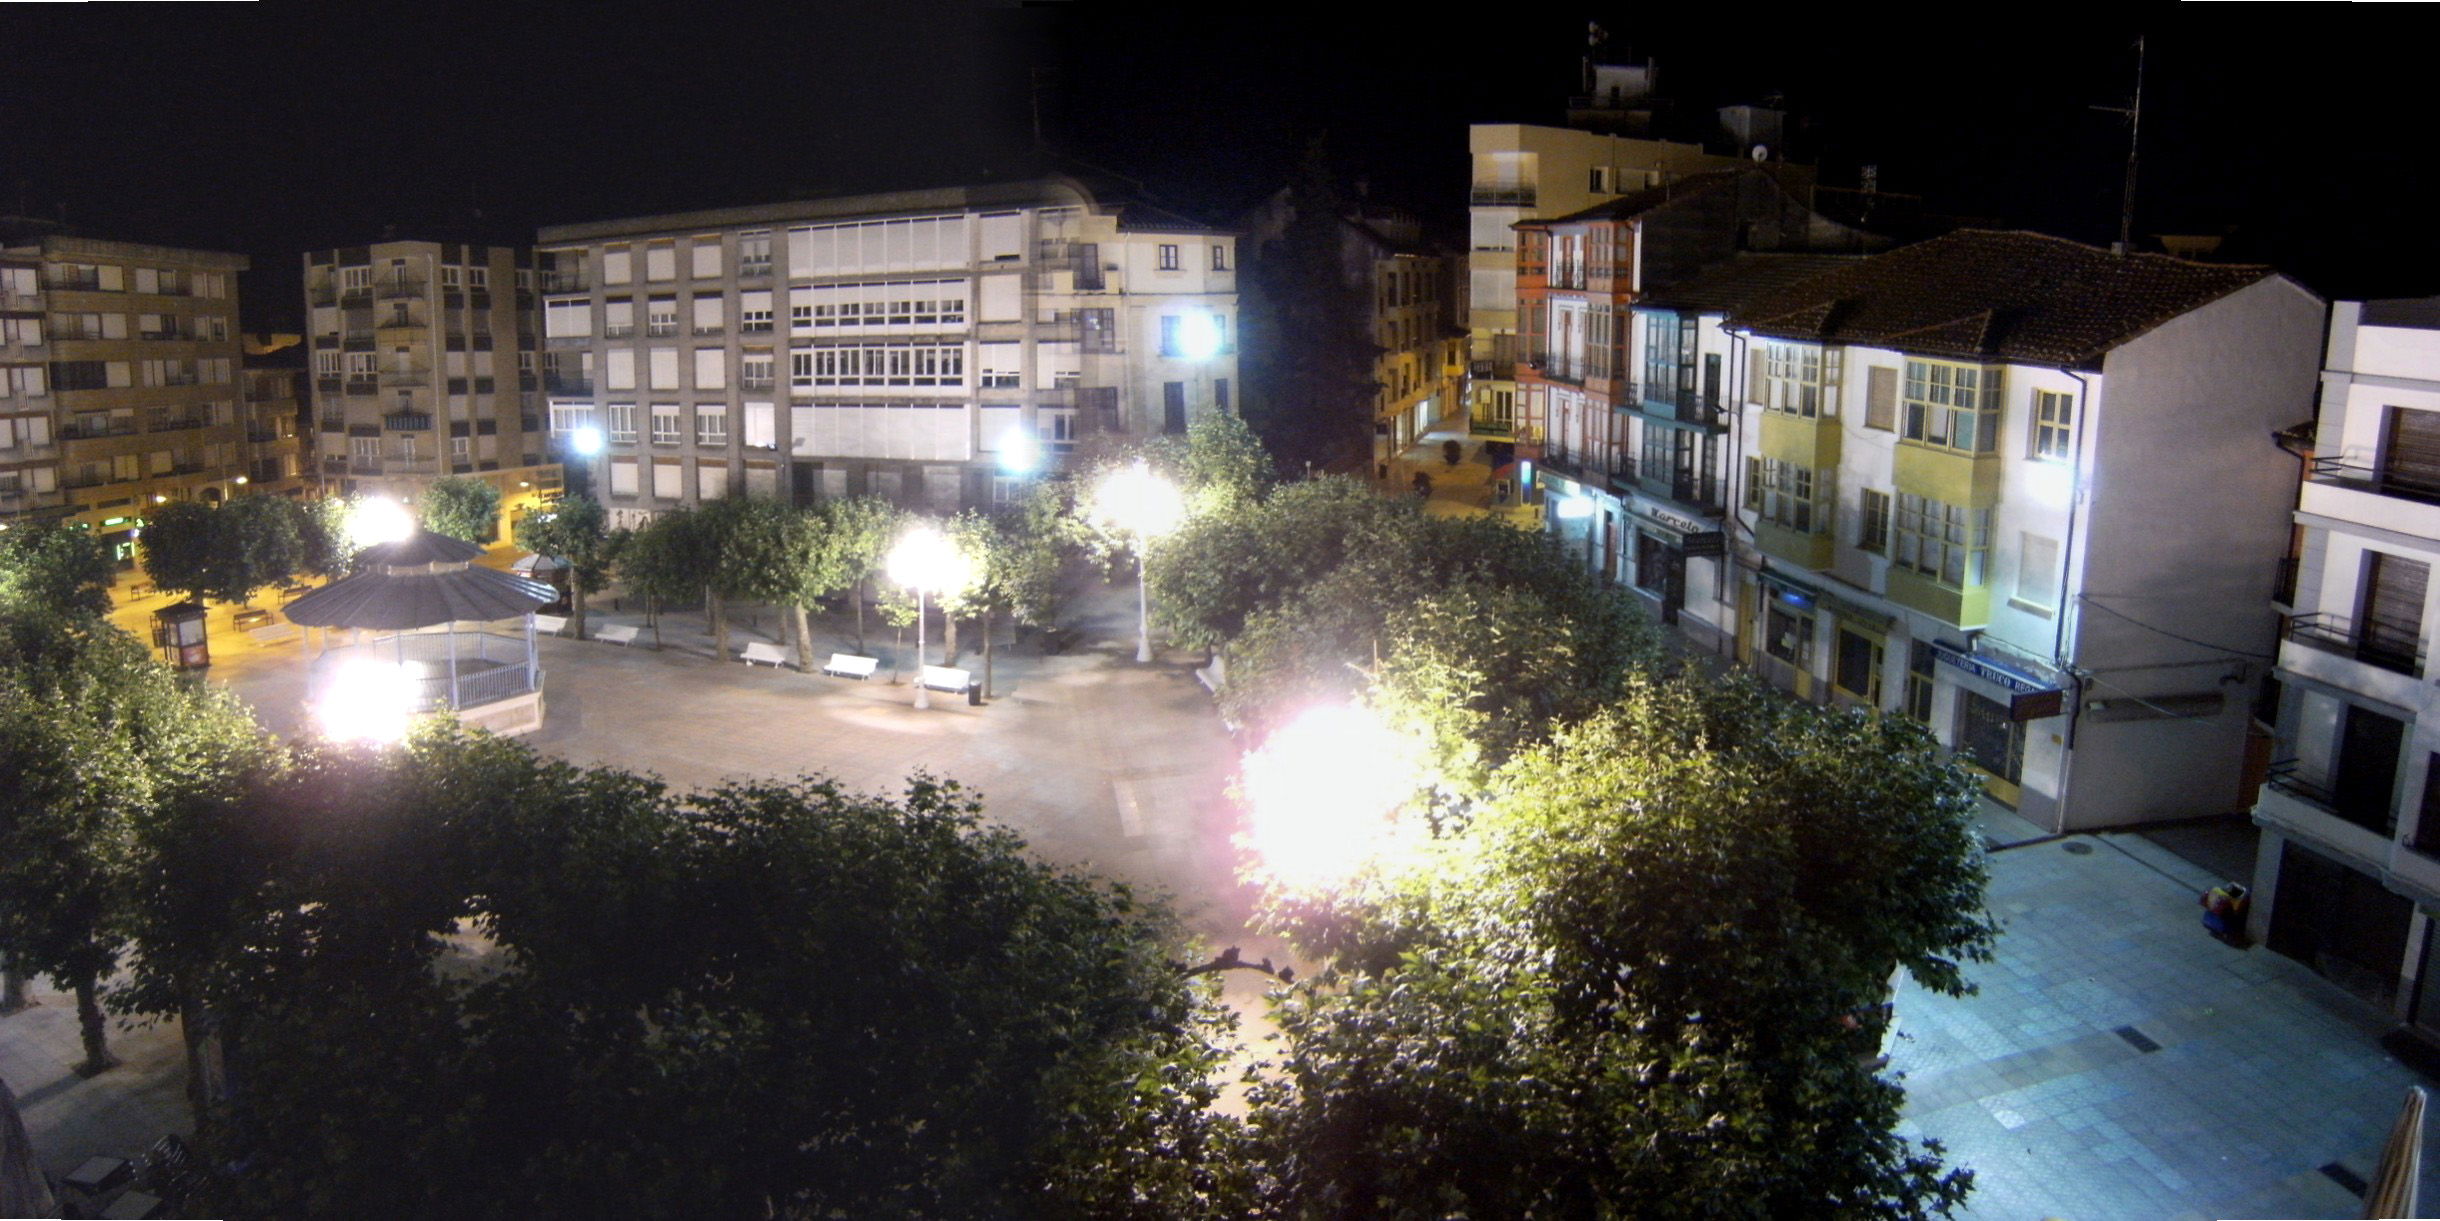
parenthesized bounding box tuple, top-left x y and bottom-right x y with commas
(1092, 461, 1186, 540)
(1242, 704, 1414, 889)
(570, 426, 605, 456)
(886, 524, 974, 594)
(997, 426, 1040, 475)
(1174, 311, 1223, 362)
(2024, 460, 2076, 506)
(317, 658, 416, 744)
(1553, 494, 1595, 520)
(351, 497, 416, 545)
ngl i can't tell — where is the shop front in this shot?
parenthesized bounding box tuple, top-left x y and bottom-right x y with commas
(1931, 642, 2066, 814)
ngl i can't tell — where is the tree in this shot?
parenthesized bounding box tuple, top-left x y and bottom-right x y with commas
(0, 606, 269, 1077)
(188, 724, 1252, 1219)
(137, 500, 219, 603)
(824, 496, 905, 653)
(613, 509, 712, 649)
(695, 495, 800, 661)
(215, 494, 305, 606)
(419, 477, 501, 543)
(294, 495, 357, 580)
(514, 496, 618, 640)
(1242, 674, 1997, 1218)
(135, 496, 304, 607)
(0, 520, 115, 619)
(1237, 137, 1379, 475)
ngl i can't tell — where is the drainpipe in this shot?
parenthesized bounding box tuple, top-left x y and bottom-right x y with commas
(2053, 367, 2095, 835)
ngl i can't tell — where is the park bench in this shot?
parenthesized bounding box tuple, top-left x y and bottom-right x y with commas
(231, 607, 274, 632)
(595, 623, 640, 646)
(247, 622, 301, 646)
(739, 641, 789, 667)
(532, 613, 569, 636)
(821, 653, 879, 680)
(918, 664, 974, 695)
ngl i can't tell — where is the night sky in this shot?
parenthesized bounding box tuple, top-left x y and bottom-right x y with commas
(3, 3, 2432, 331)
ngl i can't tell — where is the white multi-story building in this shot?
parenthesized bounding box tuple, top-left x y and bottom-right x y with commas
(303, 240, 559, 536)
(2251, 298, 2440, 1020)
(1707, 230, 2323, 832)
(534, 178, 1236, 524)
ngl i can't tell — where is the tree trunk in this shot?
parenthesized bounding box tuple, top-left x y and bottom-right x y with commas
(649, 596, 664, 648)
(944, 608, 960, 666)
(854, 579, 869, 652)
(181, 997, 225, 1139)
(793, 602, 814, 670)
(72, 974, 113, 1076)
(571, 582, 589, 642)
(982, 604, 995, 698)
(1, 956, 28, 1014)
(709, 591, 730, 659)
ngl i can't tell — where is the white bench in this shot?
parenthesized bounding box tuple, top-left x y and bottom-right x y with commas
(247, 622, 301, 646)
(739, 642, 789, 667)
(595, 623, 640, 646)
(821, 653, 879, 680)
(918, 664, 973, 695)
(532, 613, 569, 636)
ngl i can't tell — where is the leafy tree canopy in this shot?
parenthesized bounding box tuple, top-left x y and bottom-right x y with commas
(0, 520, 115, 619)
(419, 477, 501, 544)
(1244, 674, 1996, 1218)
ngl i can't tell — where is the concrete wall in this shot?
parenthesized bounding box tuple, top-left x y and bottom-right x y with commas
(2067, 275, 2326, 827)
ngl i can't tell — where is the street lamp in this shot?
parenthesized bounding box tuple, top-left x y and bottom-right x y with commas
(350, 496, 415, 547)
(886, 523, 973, 709)
(1091, 460, 1185, 663)
(1239, 703, 1419, 890)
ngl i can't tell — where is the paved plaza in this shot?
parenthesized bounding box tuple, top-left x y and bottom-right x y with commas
(7, 558, 2440, 1216)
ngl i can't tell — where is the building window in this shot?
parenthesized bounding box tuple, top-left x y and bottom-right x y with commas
(1858, 488, 1890, 552)
(2032, 390, 2075, 462)
(607, 403, 637, 444)
(1763, 591, 1814, 666)
(1905, 640, 1936, 722)
(1746, 457, 1820, 532)
(2015, 533, 2060, 611)
(651, 404, 682, 445)
(1163, 381, 1187, 434)
(1158, 244, 1180, 271)
(647, 298, 678, 338)
(1835, 627, 1884, 704)
(696, 405, 727, 446)
(1903, 360, 2001, 454)
(741, 355, 775, 390)
(350, 436, 379, 461)
(738, 231, 773, 277)
(1215, 377, 1230, 412)
(1211, 244, 1228, 271)
(1892, 493, 1992, 587)
(1754, 342, 1835, 417)
(548, 403, 594, 439)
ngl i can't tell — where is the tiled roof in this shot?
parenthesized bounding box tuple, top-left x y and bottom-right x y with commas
(1727, 229, 2278, 368)
(1634, 253, 1867, 314)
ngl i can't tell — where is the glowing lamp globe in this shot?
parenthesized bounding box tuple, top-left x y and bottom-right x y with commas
(351, 497, 416, 546)
(1241, 704, 1415, 889)
(318, 658, 417, 745)
(1175, 311, 1223, 362)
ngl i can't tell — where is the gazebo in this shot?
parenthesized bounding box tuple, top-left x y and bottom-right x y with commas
(282, 531, 559, 737)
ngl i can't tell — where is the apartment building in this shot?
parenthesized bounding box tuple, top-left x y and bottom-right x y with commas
(239, 335, 309, 500)
(1515, 169, 1875, 618)
(1709, 230, 2322, 832)
(533, 177, 1237, 525)
(1536, 252, 1860, 647)
(302, 241, 558, 537)
(1466, 122, 1791, 440)
(0, 228, 249, 566)
(2250, 298, 2440, 1022)
(1354, 209, 1467, 465)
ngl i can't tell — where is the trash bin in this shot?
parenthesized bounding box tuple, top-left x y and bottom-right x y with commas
(966, 679, 983, 706)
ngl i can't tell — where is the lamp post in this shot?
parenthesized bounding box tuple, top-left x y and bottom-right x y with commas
(1092, 460, 1184, 664)
(886, 523, 971, 710)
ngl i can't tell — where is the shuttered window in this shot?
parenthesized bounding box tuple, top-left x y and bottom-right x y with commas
(1866, 367, 1897, 431)
(2384, 407, 2440, 496)
(2359, 550, 2429, 674)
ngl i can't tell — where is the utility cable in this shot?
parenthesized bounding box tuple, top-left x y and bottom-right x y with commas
(2075, 594, 2279, 662)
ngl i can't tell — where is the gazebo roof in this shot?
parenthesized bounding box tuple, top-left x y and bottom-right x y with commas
(283, 530, 555, 630)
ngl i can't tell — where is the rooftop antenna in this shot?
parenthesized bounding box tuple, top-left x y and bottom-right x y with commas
(2090, 34, 2146, 255)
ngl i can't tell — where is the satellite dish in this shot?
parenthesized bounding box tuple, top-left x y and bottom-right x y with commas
(1750, 144, 1770, 162)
